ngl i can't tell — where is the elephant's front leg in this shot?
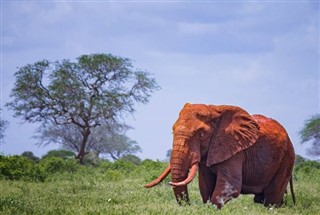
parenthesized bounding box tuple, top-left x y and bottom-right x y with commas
(198, 163, 216, 203)
(210, 154, 243, 209)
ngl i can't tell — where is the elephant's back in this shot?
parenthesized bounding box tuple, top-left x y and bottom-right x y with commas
(250, 114, 294, 168)
(252, 114, 289, 145)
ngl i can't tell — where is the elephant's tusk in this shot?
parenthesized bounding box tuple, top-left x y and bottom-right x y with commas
(144, 164, 171, 188)
(169, 163, 198, 187)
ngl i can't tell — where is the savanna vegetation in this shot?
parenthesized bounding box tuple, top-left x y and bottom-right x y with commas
(0, 152, 319, 215)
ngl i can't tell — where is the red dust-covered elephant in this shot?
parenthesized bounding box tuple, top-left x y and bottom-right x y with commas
(145, 103, 295, 209)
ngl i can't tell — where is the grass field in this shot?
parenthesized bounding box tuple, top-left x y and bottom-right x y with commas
(0, 160, 320, 215)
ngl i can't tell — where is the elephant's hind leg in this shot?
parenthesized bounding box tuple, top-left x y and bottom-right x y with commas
(263, 178, 288, 207)
(263, 159, 293, 206)
(263, 144, 294, 207)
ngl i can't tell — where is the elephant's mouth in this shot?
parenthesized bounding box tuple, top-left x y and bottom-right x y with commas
(144, 162, 198, 188)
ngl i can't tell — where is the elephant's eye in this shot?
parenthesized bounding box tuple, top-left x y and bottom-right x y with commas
(199, 130, 205, 139)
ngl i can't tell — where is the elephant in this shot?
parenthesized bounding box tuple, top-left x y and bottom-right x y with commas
(144, 103, 296, 209)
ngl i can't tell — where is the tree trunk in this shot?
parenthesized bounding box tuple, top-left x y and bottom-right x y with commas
(77, 127, 91, 164)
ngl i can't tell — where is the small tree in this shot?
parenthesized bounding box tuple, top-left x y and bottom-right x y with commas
(107, 134, 141, 160)
(92, 128, 141, 160)
(6, 53, 159, 163)
(36, 123, 87, 155)
(0, 108, 8, 142)
(35, 122, 137, 160)
(21, 151, 40, 162)
(295, 154, 306, 165)
(166, 149, 172, 161)
(299, 114, 320, 158)
(42, 149, 75, 160)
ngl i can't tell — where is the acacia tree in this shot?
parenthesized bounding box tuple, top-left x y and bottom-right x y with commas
(35, 123, 85, 154)
(299, 114, 320, 158)
(93, 131, 142, 160)
(36, 122, 140, 160)
(0, 108, 8, 142)
(166, 149, 172, 161)
(6, 53, 159, 163)
(85, 123, 140, 160)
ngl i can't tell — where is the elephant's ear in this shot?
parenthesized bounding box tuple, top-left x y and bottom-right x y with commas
(206, 105, 260, 166)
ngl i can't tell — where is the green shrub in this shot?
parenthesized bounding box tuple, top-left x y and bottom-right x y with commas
(112, 159, 137, 173)
(120, 154, 142, 165)
(38, 157, 79, 175)
(295, 160, 320, 174)
(0, 155, 35, 180)
(97, 160, 113, 170)
(139, 159, 169, 183)
(21, 151, 40, 162)
(42, 150, 75, 160)
(140, 159, 167, 169)
(96, 159, 139, 181)
(83, 152, 100, 166)
(0, 155, 81, 182)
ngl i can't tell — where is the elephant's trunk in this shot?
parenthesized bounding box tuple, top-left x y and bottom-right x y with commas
(143, 137, 200, 205)
(169, 163, 197, 187)
(169, 138, 198, 204)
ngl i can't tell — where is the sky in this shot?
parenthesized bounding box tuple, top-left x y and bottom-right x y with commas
(1, 1, 319, 161)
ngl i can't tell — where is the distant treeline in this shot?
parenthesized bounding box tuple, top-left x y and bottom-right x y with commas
(0, 149, 164, 182)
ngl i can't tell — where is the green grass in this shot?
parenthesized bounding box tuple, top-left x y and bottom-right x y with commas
(0, 164, 319, 215)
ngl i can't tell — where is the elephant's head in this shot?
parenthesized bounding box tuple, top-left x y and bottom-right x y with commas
(144, 103, 259, 204)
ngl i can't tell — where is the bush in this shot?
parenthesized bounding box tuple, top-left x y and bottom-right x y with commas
(140, 159, 167, 170)
(295, 154, 306, 165)
(83, 152, 100, 166)
(38, 157, 79, 175)
(112, 159, 137, 173)
(97, 159, 139, 181)
(139, 159, 169, 183)
(120, 154, 142, 165)
(42, 150, 75, 160)
(21, 151, 40, 162)
(295, 160, 320, 174)
(0, 155, 35, 180)
(97, 160, 113, 170)
(0, 155, 81, 182)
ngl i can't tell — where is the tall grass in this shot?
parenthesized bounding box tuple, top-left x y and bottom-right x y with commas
(0, 159, 319, 215)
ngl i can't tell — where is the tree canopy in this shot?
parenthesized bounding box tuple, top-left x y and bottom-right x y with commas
(36, 123, 141, 161)
(299, 114, 320, 158)
(21, 151, 40, 162)
(0, 108, 8, 142)
(6, 53, 160, 163)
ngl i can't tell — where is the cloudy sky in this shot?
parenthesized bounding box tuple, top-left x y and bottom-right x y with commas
(1, 1, 319, 160)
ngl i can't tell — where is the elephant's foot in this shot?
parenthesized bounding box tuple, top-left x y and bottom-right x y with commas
(253, 193, 264, 204)
(210, 182, 240, 209)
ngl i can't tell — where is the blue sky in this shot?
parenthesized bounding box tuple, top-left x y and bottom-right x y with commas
(1, 1, 319, 160)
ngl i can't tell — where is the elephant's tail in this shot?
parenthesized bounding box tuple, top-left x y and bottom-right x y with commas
(290, 176, 296, 205)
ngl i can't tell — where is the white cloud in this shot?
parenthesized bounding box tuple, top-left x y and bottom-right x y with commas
(1, 1, 319, 160)
(177, 22, 219, 35)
